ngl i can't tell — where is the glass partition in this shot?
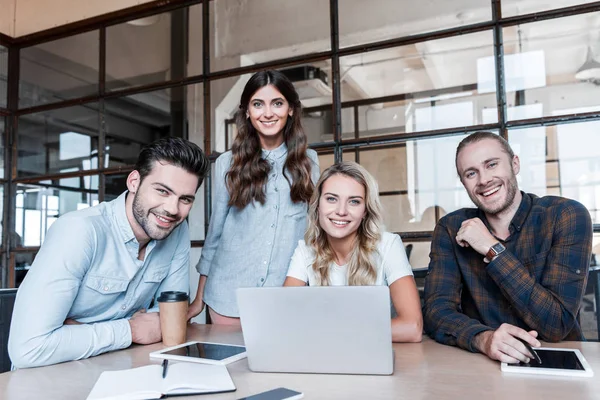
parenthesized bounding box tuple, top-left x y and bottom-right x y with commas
(17, 103, 100, 177)
(502, 12, 600, 120)
(19, 31, 99, 108)
(509, 120, 600, 223)
(340, 30, 497, 137)
(210, 0, 330, 71)
(339, 0, 491, 48)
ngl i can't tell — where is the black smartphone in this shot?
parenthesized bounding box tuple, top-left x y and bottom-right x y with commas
(237, 387, 304, 400)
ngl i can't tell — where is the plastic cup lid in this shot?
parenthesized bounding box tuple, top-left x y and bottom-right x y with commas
(157, 291, 189, 302)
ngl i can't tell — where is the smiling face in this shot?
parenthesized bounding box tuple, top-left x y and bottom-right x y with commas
(247, 84, 293, 149)
(127, 161, 198, 242)
(317, 173, 367, 245)
(457, 138, 520, 216)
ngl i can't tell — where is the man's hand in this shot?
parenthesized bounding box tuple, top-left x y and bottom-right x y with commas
(473, 323, 541, 364)
(64, 318, 81, 325)
(129, 309, 161, 345)
(187, 296, 205, 321)
(455, 218, 497, 256)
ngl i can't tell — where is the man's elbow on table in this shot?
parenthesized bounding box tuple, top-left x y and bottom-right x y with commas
(7, 336, 52, 369)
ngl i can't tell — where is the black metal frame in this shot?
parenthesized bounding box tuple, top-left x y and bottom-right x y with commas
(1, 0, 600, 287)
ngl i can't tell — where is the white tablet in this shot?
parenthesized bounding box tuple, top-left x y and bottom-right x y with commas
(150, 341, 247, 365)
(501, 347, 593, 377)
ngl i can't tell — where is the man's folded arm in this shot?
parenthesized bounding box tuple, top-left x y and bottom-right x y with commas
(424, 221, 492, 352)
(8, 218, 133, 368)
(485, 201, 592, 341)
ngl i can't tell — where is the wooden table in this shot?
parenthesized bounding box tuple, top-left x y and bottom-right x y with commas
(1, 324, 599, 399)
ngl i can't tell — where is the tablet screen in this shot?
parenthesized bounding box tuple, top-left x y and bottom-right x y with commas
(514, 349, 584, 370)
(162, 342, 246, 361)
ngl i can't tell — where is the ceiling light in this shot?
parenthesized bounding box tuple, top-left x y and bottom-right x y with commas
(575, 47, 600, 81)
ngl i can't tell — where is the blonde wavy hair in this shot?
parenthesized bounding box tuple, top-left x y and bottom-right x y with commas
(305, 161, 384, 286)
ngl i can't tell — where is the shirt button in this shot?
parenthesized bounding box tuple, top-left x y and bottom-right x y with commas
(267, 241, 272, 245)
(121, 305, 126, 310)
(103, 286, 109, 291)
(270, 161, 274, 166)
(576, 269, 581, 274)
(274, 187, 279, 192)
(272, 174, 276, 178)
(274, 205, 278, 209)
(260, 278, 265, 282)
(263, 261, 267, 264)
(271, 224, 275, 228)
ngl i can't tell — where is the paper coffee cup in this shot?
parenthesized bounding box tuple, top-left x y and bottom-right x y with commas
(157, 291, 189, 346)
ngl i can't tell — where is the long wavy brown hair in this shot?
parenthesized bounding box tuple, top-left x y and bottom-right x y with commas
(305, 162, 384, 286)
(226, 70, 314, 208)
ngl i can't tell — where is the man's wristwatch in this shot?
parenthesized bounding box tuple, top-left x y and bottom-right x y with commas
(485, 242, 506, 263)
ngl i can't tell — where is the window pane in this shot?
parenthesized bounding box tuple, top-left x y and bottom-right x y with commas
(105, 174, 128, 202)
(106, 12, 171, 91)
(211, 67, 332, 153)
(339, 0, 491, 48)
(188, 4, 203, 77)
(0, 45, 7, 108)
(356, 145, 457, 232)
(509, 121, 600, 223)
(15, 183, 99, 247)
(502, 13, 600, 120)
(17, 103, 100, 177)
(503, 0, 598, 17)
(210, 0, 330, 71)
(19, 31, 99, 108)
(187, 83, 204, 151)
(104, 89, 175, 167)
(340, 30, 497, 137)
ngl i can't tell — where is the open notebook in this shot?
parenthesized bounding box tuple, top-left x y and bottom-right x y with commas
(86, 362, 236, 400)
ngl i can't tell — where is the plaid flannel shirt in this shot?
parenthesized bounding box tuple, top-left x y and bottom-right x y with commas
(424, 192, 593, 352)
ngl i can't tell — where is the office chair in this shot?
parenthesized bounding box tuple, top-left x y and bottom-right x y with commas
(0, 289, 18, 373)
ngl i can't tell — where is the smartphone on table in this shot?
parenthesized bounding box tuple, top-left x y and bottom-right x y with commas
(237, 387, 304, 400)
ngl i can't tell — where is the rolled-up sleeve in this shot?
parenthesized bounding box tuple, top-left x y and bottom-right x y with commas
(8, 218, 132, 368)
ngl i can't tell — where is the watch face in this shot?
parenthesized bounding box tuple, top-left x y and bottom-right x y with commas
(491, 243, 506, 254)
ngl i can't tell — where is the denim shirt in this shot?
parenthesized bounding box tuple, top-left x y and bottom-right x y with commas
(8, 191, 190, 368)
(198, 143, 320, 317)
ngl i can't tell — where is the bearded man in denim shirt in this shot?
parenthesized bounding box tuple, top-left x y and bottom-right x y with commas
(9, 137, 209, 368)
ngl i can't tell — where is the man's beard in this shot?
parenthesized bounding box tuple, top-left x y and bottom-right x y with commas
(469, 173, 519, 216)
(132, 192, 179, 240)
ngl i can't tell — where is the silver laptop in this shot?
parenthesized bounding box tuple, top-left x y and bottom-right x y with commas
(237, 286, 394, 375)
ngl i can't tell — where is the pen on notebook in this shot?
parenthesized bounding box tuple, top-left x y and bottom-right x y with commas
(517, 337, 542, 365)
(162, 359, 169, 379)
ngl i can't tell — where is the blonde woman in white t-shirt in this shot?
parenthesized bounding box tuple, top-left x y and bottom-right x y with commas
(284, 161, 423, 342)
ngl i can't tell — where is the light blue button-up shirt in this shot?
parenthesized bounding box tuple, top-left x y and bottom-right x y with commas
(198, 143, 320, 317)
(8, 191, 190, 368)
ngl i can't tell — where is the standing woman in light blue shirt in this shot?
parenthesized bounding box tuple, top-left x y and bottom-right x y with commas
(188, 70, 320, 324)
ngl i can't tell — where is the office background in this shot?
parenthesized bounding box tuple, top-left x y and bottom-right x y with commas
(0, 0, 600, 335)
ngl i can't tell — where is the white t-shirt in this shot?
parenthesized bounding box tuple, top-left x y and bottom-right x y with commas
(286, 232, 413, 286)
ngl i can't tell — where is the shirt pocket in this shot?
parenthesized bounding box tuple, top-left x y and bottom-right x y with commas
(85, 275, 130, 295)
(286, 202, 308, 219)
(143, 265, 171, 283)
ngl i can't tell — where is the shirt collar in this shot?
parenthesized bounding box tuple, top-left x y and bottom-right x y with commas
(261, 142, 288, 161)
(478, 190, 531, 235)
(112, 191, 137, 244)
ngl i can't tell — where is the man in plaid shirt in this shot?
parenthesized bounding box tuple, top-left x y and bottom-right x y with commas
(424, 131, 593, 364)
